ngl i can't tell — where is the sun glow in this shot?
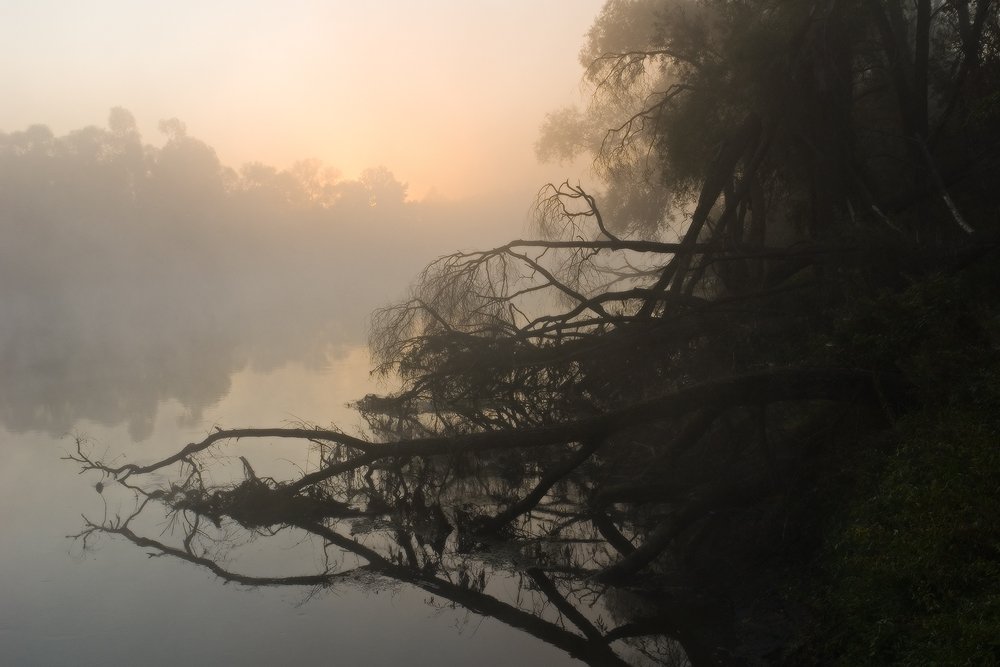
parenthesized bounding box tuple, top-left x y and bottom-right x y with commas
(1, 0, 605, 201)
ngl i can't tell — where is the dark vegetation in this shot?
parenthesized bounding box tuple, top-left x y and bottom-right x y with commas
(71, 1, 1000, 664)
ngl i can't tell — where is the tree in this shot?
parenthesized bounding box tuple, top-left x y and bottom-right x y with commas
(360, 165, 408, 208)
(69, 1, 1000, 661)
(540, 0, 1000, 241)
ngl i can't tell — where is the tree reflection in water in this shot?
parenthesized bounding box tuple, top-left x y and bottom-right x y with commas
(70, 429, 730, 666)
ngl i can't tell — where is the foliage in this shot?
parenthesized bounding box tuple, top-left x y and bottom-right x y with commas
(794, 368, 1000, 664)
(540, 0, 1000, 238)
(820, 407, 1000, 665)
(786, 256, 1000, 665)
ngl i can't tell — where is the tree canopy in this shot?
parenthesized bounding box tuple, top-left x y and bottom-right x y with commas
(540, 0, 999, 239)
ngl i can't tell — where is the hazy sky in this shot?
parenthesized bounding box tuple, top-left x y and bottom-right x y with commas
(1, 1, 605, 199)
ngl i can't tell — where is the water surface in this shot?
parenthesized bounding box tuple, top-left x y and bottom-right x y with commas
(1, 345, 589, 666)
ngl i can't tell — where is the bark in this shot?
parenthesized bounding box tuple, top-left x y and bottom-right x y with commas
(482, 438, 605, 533)
(92, 368, 890, 491)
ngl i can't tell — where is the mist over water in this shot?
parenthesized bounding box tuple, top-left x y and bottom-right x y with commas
(0, 113, 586, 666)
(0, 111, 531, 438)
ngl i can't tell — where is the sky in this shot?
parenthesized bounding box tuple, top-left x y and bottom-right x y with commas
(0, 0, 606, 200)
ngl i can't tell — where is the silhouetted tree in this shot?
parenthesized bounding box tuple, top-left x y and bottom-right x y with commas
(540, 0, 999, 240)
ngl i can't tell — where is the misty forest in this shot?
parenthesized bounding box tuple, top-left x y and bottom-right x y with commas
(6, 1, 1000, 665)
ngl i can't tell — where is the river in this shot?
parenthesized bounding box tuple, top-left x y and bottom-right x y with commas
(0, 341, 594, 665)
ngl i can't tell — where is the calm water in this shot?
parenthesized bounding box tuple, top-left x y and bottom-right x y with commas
(0, 343, 591, 666)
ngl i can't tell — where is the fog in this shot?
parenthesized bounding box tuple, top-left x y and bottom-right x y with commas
(0, 1, 610, 439)
(1, 1, 604, 199)
(0, 111, 545, 438)
(0, 0, 613, 441)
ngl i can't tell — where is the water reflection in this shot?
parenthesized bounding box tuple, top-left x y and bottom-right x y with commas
(72, 432, 737, 666)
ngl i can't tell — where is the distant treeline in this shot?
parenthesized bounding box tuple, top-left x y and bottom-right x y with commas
(0, 109, 521, 438)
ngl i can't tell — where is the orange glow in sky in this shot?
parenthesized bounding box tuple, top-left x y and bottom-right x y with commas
(1, 1, 605, 200)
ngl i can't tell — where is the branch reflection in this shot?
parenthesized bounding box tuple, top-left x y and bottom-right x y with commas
(73, 438, 723, 666)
